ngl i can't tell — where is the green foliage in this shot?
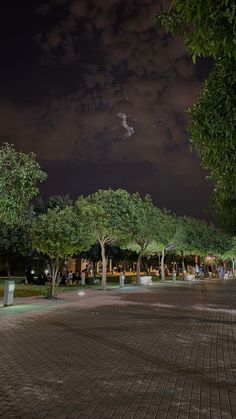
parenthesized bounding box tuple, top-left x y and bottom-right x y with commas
(79, 243, 137, 264)
(188, 59, 236, 207)
(30, 206, 90, 260)
(30, 205, 92, 296)
(0, 222, 30, 256)
(125, 240, 158, 255)
(156, 2, 236, 232)
(124, 194, 157, 251)
(0, 143, 47, 226)
(221, 236, 236, 259)
(42, 282, 59, 299)
(156, 0, 236, 60)
(121, 193, 159, 283)
(77, 188, 141, 288)
(188, 58, 236, 233)
(155, 208, 177, 251)
(153, 208, 177, 281)
(175, 216, 230, 256)
(77, 189, 135, 246)
(211, 193, 236, 234)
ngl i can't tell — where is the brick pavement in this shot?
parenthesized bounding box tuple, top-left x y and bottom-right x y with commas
(0, 281, 236, 418)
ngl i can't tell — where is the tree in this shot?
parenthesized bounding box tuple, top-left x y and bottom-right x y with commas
(30, 206, 91, 297)
(220, 236, 236, 277)
(76, 189, 134, 290)
(0, 222, 30, 278)
(156, 1, 235, 61)
(201, 223, 230, 258)
(174, 217, 194, 274)
(211, 192, 236, 236)
(156, 2, 236, 233)
(155, 209, 177, 281)
(123, 194, 157, 284)
(0, 143, 47, 226)
(188, 59, 236, 234)
(175, 216, 230, 277)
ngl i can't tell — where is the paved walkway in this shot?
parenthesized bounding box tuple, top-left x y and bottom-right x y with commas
(0, 280, 236, 418)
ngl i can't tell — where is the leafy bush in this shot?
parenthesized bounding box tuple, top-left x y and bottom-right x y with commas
(43, 283, 59, 299)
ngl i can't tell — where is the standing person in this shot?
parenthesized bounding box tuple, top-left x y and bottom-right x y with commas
(81, 270, 86, 286)
(68, 270, 73, 284)
(195, 264, 200, 278)
(219, 265, 225, 280)
(199, 265, 204, 280)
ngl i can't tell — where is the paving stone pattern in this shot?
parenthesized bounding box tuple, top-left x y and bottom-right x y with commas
(0, 281, 236, 418)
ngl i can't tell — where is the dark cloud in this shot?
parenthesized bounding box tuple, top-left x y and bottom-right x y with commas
(0, 0, 213, 217)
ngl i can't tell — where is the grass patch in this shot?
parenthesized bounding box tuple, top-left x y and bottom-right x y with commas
(0, 283, 106, 298)
(0, 284, 44, 298)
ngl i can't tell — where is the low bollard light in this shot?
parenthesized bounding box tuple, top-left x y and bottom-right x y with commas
(3, 280, 15, 307)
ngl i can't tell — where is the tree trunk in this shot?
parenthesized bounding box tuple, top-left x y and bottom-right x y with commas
(5, 256, 11, 279)
(181, 251, 186, 280)
(232, 258, 235, 277)
(51, 259, 60, 298)
(109, 258, 112, 273)
(52, 266, 56, 298)
(136, 251, 143, 285)
(123, 261, 126, 273)
(161, 248, 165, 281)
(100, 241, 107, 290)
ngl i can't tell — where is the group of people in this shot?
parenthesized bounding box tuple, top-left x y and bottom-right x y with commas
(193, 264, 205, 279)
(156, 264, 228, 280)
(26, 271, 52, 285)
(60, 270, 87, 285)
(25, 268, 88, 285)
(194, 264, 228, 280)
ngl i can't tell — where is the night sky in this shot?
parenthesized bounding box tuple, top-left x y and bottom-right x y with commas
(0, 0, 213, 218)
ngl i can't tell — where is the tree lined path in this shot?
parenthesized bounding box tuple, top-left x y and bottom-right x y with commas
(0, 281, 236, 418)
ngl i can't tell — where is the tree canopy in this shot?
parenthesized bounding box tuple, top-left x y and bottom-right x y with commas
(154, 208, 177, 280)
(156, 1, 236, 233)
(30, 206, 92, 296)
(188, 59, 236, 233)
(221, 236, 236, 260)
(155, 208, 177, 251)
(123, 193, 157, 284)
(0, 143, 47, 226)
(77, 188, 134, 289)
(175, 216, 229, 257)
(156, 0, 236, 61)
